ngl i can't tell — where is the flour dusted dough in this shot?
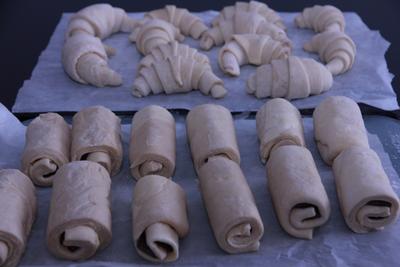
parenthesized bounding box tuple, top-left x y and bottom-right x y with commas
(62, 32, 122, 87)
(145, 5, 207, 39)
(313, 96, 369, 165)
(71, 106, 123, 176)
(46, 161, 112, 261)
(200, 11, 290, 50)
(129, 19, 184, 55)
(212, 1, 285, 30)
(267, 146, 330, 239)
(247, 56, 333, 100)
(333, 146, 399, 233)
(304, 30, 356, 75)
(186, 104, 240, 173)
(218, 34, 291, 76)
(133, 42, 226, 99)
(21, 113, 70, 187)
(198, 156, 264, 254)
(132, 175, 189, 262)
(65, 4, 137, 39)
(256, 98, 305, 163)
(295, 5, 345, 33)
(0, 169, 36, 267)
(129, 105, 176, 180)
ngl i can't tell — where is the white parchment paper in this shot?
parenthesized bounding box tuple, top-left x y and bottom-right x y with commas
(1, 104, 399, 266)
(12, 11, 399, 114)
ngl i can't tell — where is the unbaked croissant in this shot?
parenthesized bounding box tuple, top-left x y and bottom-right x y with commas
(304, 31, 356, 75)
(129, 19, 184, 55)
(295, 5, 345, 33)
(145, 5, 208, 39)
(62, 32, 122, 87)
(133, 41, 227, 98)
(65, 3, 137, 39)
(247, 56, 333, 100)
(218, 34, 291, 76)
(212, 1, 285, 30)
(200, 11, 291, 50)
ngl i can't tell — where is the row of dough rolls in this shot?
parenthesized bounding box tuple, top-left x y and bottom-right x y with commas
(256, 98, 330, 239)
(314, 96, 399, 233)
(129, 105, 188, 262)
(0, 169, 36, 267)
(187, 104, 264, 253)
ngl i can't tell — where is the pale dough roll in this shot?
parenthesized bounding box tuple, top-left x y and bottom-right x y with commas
(129, 105, 176, 180)
(186, 104, 240, 173)
(133, 175, 189, 263)
(313, 96, 369, 165)
(333, 146, 400, 233)
(0, 169, 36, 267)
(21, 113, 70, 187)
(46, 161, 112, 261)
(256, 98, 305, 163)
(198, 156, 264, 254)
(267, 146, 331, 239)
(71, 106, 123, 176)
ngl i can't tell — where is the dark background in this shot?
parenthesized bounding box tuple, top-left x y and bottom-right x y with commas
(1, 0, 399, 115)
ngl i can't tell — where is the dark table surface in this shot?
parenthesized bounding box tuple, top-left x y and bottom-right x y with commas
(1, 0, 399, 117)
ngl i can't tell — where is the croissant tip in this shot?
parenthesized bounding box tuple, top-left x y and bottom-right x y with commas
(210, 85, 227, 99)
(246, 75, 257, 95)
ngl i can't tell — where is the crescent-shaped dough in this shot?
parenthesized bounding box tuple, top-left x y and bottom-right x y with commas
(295, 5, 345, 33)
(71, 106, 123, 176)
(256, 98, 305, 163)
(313, 96, 369, 165)
(129, 105, 176, 180)
(333, 146, 399, 233)
(46, 161, 112, 261)
(0, 169, 36, 267)
(21, 113, 70, 187)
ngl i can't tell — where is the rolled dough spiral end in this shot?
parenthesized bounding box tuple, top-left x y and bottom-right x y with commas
(86, 152, 112, 174)
(289, 206, 318, 240)
(63, 225, 100, 259)
(29, 158, 58, 186)
(356, 202, 392, 231)
(0, 241, 8, 266)
(227, 223, 253, 247)
(132, 77, 151, 98)
(199, 36, 214, 51)
(210, 85, 227, 99)
(145, 222, 179, 262)
(139, 161, 164, 177)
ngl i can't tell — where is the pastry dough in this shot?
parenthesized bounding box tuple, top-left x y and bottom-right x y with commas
(200, 11, 291, 50)
(132, 175, 189, 262)
(62, 32, 122, 87)
(129, 19, 184, 55)
(145, 5, 207, 39)
(46, 161, 112, 261)
(256, 98, 305, 163)
(304, 31, 356, 75)
(65, 3, 137, 39)
(186, 104, 240, 173)
(212, 1, 285, 30)
(0, 169, 36, 267)
(21, 113, 70, 187)
(267, 146, 331, 239)
(295, 5, 345, 33)
(133, 42, 226, 99)
(313, 96, 369, 165)
(333, 146, 399, 233)
(247, 56, 333, 100)
(218, 34, 291, 76)
(198, 156, 264, 253)
(129, 105, 176, 180)
(71, 106, 123, 176)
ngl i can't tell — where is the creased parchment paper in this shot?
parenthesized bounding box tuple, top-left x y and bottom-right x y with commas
(1, 103, 400, 266)
(12, 11, 398, 113)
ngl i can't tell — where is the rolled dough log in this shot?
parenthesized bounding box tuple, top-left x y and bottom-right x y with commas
(333, 146, 400, 233)
(256, 98, 305, 163)
(0, 169, 36, 267)
(198, 156, 264, 253)
(267, 146, 331, 239)
(186, 104, 240, 173)
(129, 105, 176, 180)
(46, 161, 112, 261)
(21, 113, 70, 187)
(71, 106, 123, 176)
(132, 175, 189, 262)
(313, 96, 369, 165)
